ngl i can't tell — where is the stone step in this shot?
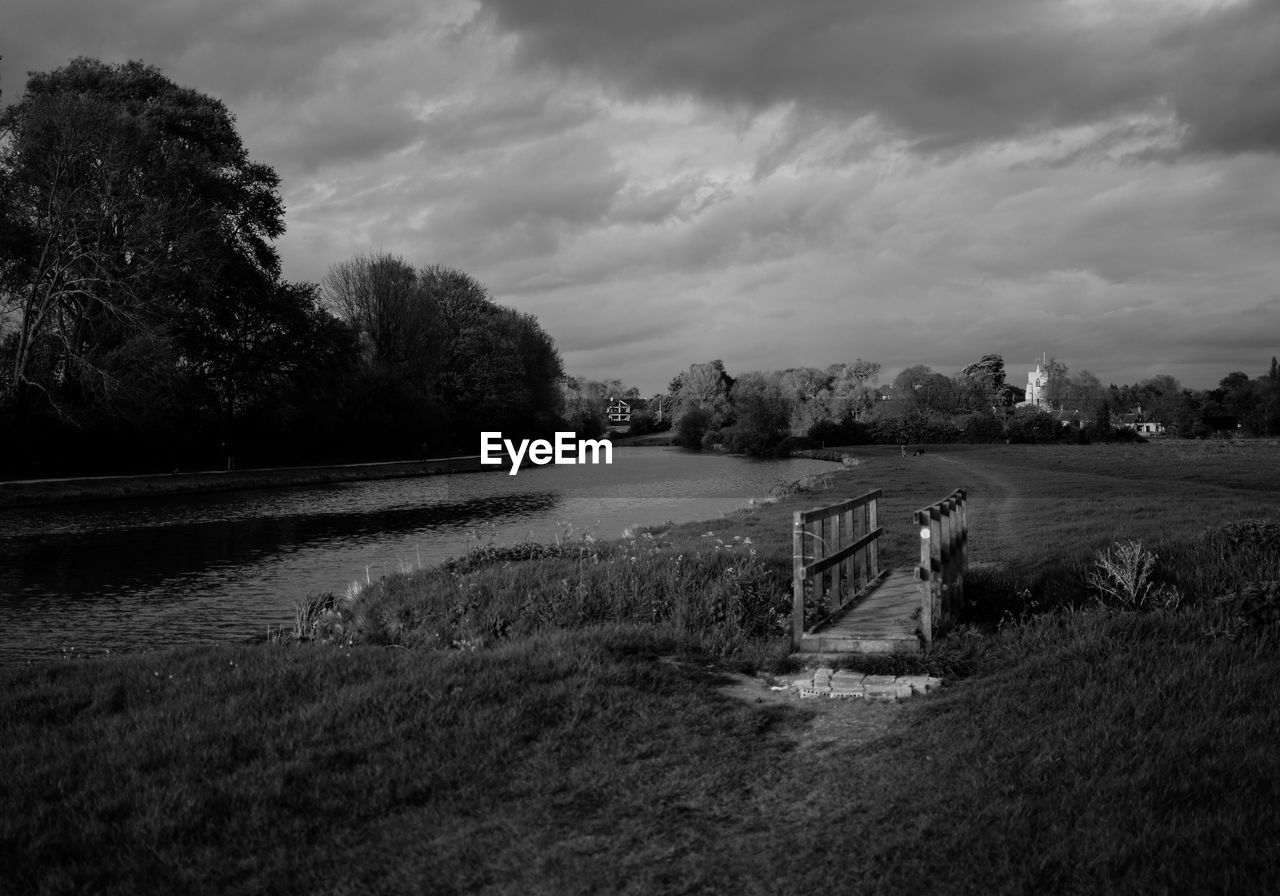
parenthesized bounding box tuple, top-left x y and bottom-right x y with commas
(791, 668, 945, 700)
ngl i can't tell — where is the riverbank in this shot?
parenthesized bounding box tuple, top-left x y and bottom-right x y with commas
(0, 454, 504, 509)
(4, 442, 1280, 893)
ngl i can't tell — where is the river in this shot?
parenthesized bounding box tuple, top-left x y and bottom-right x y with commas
(0, 448, 836, 664)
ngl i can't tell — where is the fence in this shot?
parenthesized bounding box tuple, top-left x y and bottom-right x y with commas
(914, 488, 968, 646)
(791, 490, 884, 649)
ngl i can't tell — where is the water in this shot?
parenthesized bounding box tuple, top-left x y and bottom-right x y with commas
(0, 449, 835, 663)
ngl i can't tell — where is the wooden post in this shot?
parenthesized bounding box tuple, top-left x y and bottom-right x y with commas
(941, 496, 955, 616)
(918, 511, 932, 646)
(930, 504, 944, 639)
(792, 513, 805, 650)
(956, 490, 967, 610)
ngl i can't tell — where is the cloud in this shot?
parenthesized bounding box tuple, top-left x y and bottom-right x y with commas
(1162, 0, 1280, 154)
(478, 0, 1280, 155)
(5, 0, 1280, 396)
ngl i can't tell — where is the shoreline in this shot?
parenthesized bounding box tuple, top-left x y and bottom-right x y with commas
(0, 454, 506, 509)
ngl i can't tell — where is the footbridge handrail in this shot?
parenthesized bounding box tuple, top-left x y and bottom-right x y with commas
(791, 490, 884, 649)
(914, 488, 968, 645)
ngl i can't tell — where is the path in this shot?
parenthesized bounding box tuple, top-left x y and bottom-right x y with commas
(931, 452, 1024, 566)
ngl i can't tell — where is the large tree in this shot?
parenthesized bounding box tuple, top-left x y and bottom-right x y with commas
(321, 251, 445, 396)
(0, 59, 285, 420)
(0, 58, 335, 472)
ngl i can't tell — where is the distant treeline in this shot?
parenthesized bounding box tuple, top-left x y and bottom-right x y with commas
(613, 353, 1280, 456)
(0, 59, 563, 476)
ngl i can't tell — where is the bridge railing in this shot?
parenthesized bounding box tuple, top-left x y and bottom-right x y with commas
(914, 488, 968, 646)
(792, 489, 884, 649)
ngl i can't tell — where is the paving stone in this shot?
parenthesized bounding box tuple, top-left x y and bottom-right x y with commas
(831, 670, 865, 685)
(862, 675, 899, 700)
(790, 671, 944, 701)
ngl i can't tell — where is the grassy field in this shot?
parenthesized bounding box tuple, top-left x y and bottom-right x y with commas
(4, 440, 1280, 894)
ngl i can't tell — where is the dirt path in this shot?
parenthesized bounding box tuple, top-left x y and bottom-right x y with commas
(715, 670, 907, 751)
(930, 452, 1025, 566)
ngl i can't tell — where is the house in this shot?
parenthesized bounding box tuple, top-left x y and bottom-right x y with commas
(605, 397, 647, 425)
(1115, 408, 1165, 436)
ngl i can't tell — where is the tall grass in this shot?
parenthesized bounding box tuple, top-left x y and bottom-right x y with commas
(292, 527, 793, 659)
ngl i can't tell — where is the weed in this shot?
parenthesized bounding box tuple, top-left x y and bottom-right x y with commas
(1086, 540, 1181, 611)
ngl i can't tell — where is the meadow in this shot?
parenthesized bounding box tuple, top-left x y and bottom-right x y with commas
(3, 440, 1279, 894)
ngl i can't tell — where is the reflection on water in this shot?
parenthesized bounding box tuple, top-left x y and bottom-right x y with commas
(0, 448, 836, 663)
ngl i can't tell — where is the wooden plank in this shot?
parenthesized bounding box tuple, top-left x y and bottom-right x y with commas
(852, 504, 866, 590)
(835, 507, 847, 610)
(867, 493, 879, 578)
(798, 489, 882, 525)
(801, 527, 884, 577)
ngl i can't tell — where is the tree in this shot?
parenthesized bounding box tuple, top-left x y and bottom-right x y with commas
(561, 376, 610, 438)
(1, 59, 285, 420)
(426, 264, 564, 444)
(824, 359, 881, 421)
(1041, 357, 1071, 410)
(959, 353, 1007, 409)
(674, 360, 733, 435)
(777, 366, 828, 434)
(321, 252, 444, 395)
(721, 372, 792, 454)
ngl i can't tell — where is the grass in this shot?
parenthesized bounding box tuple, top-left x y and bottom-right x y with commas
(4, 441, 1280, 894)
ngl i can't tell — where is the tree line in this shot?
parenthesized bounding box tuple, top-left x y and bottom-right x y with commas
(620, 352, 1280, 455)
(0, 58, 564, 476)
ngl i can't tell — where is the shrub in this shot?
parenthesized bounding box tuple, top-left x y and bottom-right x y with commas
(1086, 540, 1181, 611)
(954, 412, 1006, 443)
(675, 406, 713, 448)
(806, 417, 871, 446)
(1215, 581, 1280, 631)
(1005, 407, 1065, 444)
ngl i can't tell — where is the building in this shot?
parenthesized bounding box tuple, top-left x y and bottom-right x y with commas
(1020, 358, 1049, 409)
(605, 397, 647, 425)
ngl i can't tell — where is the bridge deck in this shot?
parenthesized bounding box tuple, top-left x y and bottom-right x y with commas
(799, 568, 921, 655)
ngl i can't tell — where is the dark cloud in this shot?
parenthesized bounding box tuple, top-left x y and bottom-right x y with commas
(1162, 1, 1280, 154)
(1, 0, 429, 106)
(478, 0, 1280, 154)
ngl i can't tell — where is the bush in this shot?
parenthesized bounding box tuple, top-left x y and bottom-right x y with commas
(626, 410, 667, 437)
(1005, 407, 1065, 444)
(806, 417, 872, 446)
(675, 407, 713, 449)
(954, 412, 1006, 443)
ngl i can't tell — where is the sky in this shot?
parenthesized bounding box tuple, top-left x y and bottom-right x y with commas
(3, 0, 1279, 395)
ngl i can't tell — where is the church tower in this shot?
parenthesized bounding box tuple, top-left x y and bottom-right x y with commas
(1022, 355, 1049, 408)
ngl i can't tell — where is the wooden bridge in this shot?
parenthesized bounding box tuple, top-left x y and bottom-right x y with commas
(791, 488, 968, 655)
